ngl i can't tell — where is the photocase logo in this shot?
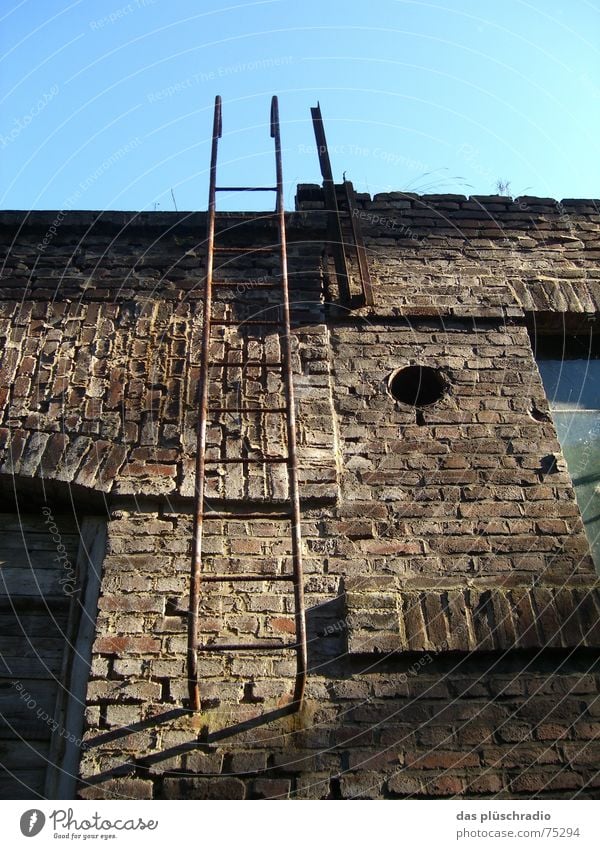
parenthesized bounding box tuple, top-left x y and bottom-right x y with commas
(19, 810, 46, 837)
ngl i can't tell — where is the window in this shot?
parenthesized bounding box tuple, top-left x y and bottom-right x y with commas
(536, 335, 600, 572)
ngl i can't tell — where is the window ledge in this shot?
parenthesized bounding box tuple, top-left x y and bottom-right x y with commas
(344, 578, 600, 654)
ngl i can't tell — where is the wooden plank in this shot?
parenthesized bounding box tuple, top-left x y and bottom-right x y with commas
(0, 636, 67, 657)
(0, 514, 78, 534)
(0, 569, 70, 597)
(0, 769, 45, 799)
(0, 597, 70, 612)
(0, 531, 79, 557)
(0, 613, 69, 638)
(0, 741, 51, 770)
(0, 550, 78, 570)
(0, 656, 63, 680)
(0, 679, 58, 708)
(0, 527, 79, 545)
(0, 715, 55, 740)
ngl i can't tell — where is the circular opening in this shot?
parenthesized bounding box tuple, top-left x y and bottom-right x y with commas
(388, 365, 447, 407)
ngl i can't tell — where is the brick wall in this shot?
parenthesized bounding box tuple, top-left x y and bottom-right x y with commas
(320, 191, 600, 318)
(0, 196, 598, 799)
(0, 212, 335, 499)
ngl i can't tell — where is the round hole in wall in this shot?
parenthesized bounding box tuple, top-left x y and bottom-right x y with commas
(387, 365, 447, 407)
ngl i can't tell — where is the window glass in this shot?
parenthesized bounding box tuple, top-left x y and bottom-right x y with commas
(537, 359, 600, 410)
(537, 356, 600, 573)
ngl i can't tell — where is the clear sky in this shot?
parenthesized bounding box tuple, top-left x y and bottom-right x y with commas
(0, 0, 598, 211)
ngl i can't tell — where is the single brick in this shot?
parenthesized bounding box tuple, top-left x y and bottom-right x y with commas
(162, 777, 246, 799)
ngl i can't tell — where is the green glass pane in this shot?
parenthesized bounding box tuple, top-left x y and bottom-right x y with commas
(553, 411, 600, 572)
(538, 360, 600, 410)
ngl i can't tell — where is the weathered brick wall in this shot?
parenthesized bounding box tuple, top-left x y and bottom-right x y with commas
(0, 197, 599, 800)
(74, 510, 600, 800)
(0, 212, 336, 499)
(328, 320, 598, 652)
(316, 191, 600, 318)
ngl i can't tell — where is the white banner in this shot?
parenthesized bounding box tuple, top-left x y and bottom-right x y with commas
(0, 799, 598, 847)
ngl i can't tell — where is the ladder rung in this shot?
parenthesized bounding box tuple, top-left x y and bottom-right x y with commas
(212, 246, 275, 253)
(201, 511, 292, 519)
(207, 406, 287, 414)
(210, 319, 284, 326)
(201, 573, 294, 582)
(204, 456, 288, 464)
(215, 212, 278, 219)
(209, 360, 284, 368)
(197, 641, 296, 652)
(215, 186, 277, 192)
(212, 280, 281, 289)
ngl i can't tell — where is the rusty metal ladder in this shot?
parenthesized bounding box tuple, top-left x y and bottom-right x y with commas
(187, 95, 307, 712)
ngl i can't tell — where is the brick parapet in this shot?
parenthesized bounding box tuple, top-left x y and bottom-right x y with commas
(297, 186, 600, 318)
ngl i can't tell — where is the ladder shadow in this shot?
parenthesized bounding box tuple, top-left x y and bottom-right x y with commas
(77, 602, 344, 792)
(78, 704, 300, 789)
(203, 702, 299, 743)
(81, 707, 188, 751)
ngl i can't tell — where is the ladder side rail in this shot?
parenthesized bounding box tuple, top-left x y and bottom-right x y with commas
(188, 94, 222, 710)
(343, 179, 374, 307)
(310, 103, 352, 304)
(271, 96, 308, 707)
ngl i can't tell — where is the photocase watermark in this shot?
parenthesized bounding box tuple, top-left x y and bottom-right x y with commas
(456, 142, 496, 189)
(19, 808, 158, 836)
(231, 273, 274, 295)
(570, 413, 600, 478)
(351, 206, 421, 240)
(41, 506, 77, 597)
(37, 136, 142, 252)
(0, 85, 59, 149)
(12, 680, 83, 748)
(323, 610, 471, 684)
(322, 616, 350, 638)
(457, 140, 589, 247)
(79, 136, 142, 193)
(298, 142, 430, 174)
(147, 56, 294, 102)
(352, 208, 398, 231)
(89, 0, 158, 30)
(50, 808, 158, 833)
(20, 809, 46, 837)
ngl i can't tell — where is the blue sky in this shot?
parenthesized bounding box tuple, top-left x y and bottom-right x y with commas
(0, 0, 598, 211)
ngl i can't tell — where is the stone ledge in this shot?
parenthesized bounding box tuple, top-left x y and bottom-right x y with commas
(344, 579, 600, 653)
